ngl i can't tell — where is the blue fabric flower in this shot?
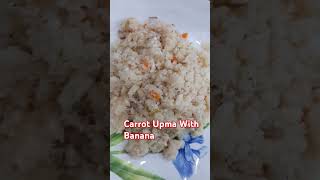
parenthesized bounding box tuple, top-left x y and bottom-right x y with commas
(173, 133, 208, 179)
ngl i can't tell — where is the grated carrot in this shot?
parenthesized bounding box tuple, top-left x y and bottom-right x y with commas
(141, 58, 149, 70)
(171, 55, 177, 64)
(181, 33, 189, 39)
(149, 90, 161, 101)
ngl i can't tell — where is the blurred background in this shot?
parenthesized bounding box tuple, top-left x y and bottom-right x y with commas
(212, 0, 320, 180)
(0, 0, 109, 179)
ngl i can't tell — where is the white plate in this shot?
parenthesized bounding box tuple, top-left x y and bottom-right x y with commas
(110, 0, 210, 179)
(111, 129, 210, 180)
(110, 0, 210, 43)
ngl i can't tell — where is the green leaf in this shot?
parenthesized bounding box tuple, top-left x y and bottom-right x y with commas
(111, 133, 124, 147)
(110, 150, 125, 154)
(111, 168, 151, 180)
(203, 122, 210, 129)
(111, 155, 164, 180)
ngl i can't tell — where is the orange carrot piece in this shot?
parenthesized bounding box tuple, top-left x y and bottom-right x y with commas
(141, 59, 149, 70)
(149, 90, 161, 101)
(181, 33, 189, 39)
(171, 55, 177, 64)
